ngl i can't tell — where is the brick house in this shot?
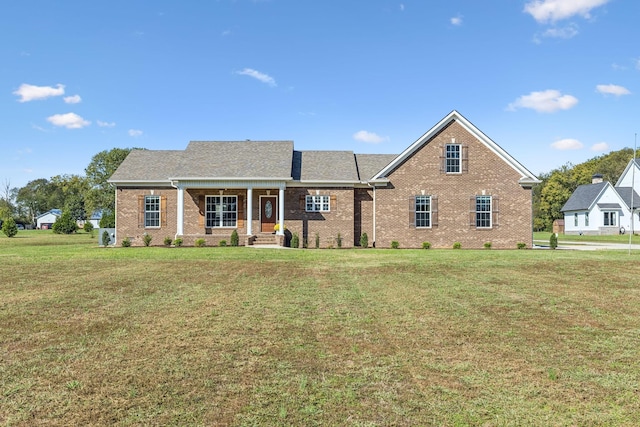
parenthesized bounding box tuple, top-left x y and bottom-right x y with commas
(108, 111, 540, 248)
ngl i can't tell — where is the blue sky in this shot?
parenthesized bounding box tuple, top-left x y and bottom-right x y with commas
(2, 0, 638, 189)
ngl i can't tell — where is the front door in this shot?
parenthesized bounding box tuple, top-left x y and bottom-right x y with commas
(261, 196, 277, 232)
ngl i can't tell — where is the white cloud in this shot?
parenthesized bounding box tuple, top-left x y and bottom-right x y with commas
(353, 130, 388, 144)
(636, 58, 640, 70)
(64, 94, 82, 104)
(591, 142, 609, 151)
(596, 84, 631, 96)
(13, 83, 65, 102)
(97, 120, 116, 127)
(524, 0, 610, 23)
(128, 129, 143, 137)
(551, 138, 583, 150)
(541, 23, 579, 39)
(46, 113, 90, 129)
(450, 15, 463, 26)
(507, 89, 578, 113)
(236, 68, 277, 87)
(400, 4, 405, 12)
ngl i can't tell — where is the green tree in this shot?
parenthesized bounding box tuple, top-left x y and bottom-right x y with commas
(52, 209, 78, 234)
(51, 174, 90, 221)
(2, 217, 18, 238)
(85, 148, 137, 214)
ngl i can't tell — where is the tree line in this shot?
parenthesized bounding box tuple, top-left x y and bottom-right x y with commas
(0, 148, 135, 230)
(1, 146, 636, 234)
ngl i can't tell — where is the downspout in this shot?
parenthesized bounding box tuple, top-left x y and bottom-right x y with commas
(170, 181, 184, 241)
(368, 183, 376, 247)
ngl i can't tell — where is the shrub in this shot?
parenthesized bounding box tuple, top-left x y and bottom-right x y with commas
(517, 242, 527, 249)
(219, 240, 227, 247)
(484, 242, 492, 249)
(336, 232, 342, 248)
(391, 241, 399, 249)
(230, 229, 239, 247)
(195, 238, 206, 247)
(121, 237, 131, 247)
(291, 233, 300, 248)
(422, 241, 431, 249)
(101, 230, 110, 246)
(549, 233, 558, 250)
(453, 242, 462, 249)
(164, 236, 173, 246)
(173, 238, 183, 247)
(360, 232, 368, 248)
(2, 217, 18, 238)
(52, 210, 77, 234)
(142, 234, 152, 247)
(315, 233, 320, 249)
(83, 222, 94, 233)
(99, 211, 115, 228)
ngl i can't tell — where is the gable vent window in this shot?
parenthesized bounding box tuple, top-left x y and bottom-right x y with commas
(441, 144, 468, 174)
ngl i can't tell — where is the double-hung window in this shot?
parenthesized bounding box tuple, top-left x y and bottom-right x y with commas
(603, 211, 616, 227)
(574, 213, 578, 227)
(475, 195, 492, 228)
(144, 195, 160, 228)
(306, 195, 330, 212)
(445, 144, 461, 173)
(415, 195, 432, 228)
(206, 195, 237, 228)
(585, 212, 589, 226)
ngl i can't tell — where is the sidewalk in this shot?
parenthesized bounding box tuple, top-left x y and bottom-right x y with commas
(533, 240, 640, 251)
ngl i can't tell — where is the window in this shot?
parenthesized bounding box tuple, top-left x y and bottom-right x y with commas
(445, 144, 461, 173)
(145, 195, 160, 228)
(475, 195, 492, 228)
(306, 195, 330, 212)
(603, 211, 616, 227)
(574, 213, 578, 227)
(585, 212, 589, 226)
(206, 196, 237, 227)
(415, 196, 432, 228)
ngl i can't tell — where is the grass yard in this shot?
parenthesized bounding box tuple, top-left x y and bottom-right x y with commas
(1, 231, 640, 426)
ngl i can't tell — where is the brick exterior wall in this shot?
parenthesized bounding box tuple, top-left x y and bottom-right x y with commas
(374, 121, 533, 249)
(114, 121, 533, 248)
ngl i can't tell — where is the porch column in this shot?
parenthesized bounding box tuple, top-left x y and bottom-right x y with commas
(246, 187, 253, 235)
(176, 185, 184, 236)
(277, 186, 285, 235)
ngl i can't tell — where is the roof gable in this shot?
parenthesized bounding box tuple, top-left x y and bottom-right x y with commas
(561, 181, 611, 212)
(371, 110, 540, 187)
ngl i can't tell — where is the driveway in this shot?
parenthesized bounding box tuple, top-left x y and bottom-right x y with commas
(534, 240, 640, 251)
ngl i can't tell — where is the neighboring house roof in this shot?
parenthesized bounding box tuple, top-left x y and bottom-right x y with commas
(36, 209, 62, 220)
(613, 187, 640, 210)
(372, 110, 540, 187)
(561, 182, 608, 212)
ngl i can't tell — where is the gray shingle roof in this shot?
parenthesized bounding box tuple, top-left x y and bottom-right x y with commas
(109, 149, 184, 181)
(614, 187, 640, 209)
(561, 182, 607, 211)
(355, 154, 397, 180)
(294, 151, 359, 181)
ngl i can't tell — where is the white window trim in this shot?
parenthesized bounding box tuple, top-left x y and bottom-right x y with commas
(205, 195, 238, 228)
(306, 195, 330, 212)
(145, 195, 161, 228)
(603, 210, 617, 227)
(476, 195, 492, 229)
(415, 195, 432, 228)
(445, 143, 462, 174)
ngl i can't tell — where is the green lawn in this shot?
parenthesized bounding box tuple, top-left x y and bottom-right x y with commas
(534, 231, 640, 244)
(2, 231, 640, 426)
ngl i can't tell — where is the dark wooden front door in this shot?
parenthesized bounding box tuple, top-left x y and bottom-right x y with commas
(261, 196, 277, 232)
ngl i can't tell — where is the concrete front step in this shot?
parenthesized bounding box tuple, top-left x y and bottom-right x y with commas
(252, 234, 278, 245)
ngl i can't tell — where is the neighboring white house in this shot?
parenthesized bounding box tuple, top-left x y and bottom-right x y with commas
(562, 160, 640, 235)
(36, 209, 62, 230)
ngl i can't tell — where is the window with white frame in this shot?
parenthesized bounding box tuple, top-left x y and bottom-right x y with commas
(574, 213, 578, 227)
(415, 195, 432, 228)
(206, 195, 237, 227)
(306, 195, 330, 212)
(603, 211, 616, 227)
(445, 144, 461, 173)
(145, 195, 160, 228)
(585, 212, 589, 226)
(475, 195, 492, 228)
